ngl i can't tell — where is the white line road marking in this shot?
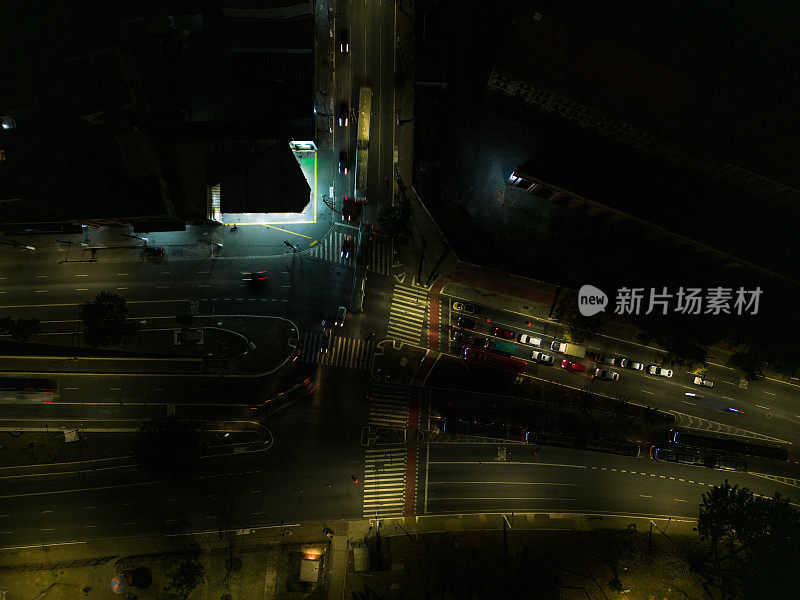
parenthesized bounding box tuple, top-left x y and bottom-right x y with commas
(41, 510, 53, 513)
(764, 391, 776, 396)
(640, 495, 652, 499)
(682, 400, 696, 405)
(756, 405, 770, 410)
(35, 290, 47, 293)
(76, 274, 88, 277)
(116, 273, 128, 276)
(82, 506, 95, 510)
(198, 284, 210, 288)
(76, 288, 88, 291)
(35, 275, 47, 278)
(83, 525, 96, 528)
(116, 288, 128, 290)
(674, 498, 687, 502)
(640, 390, 655, 395)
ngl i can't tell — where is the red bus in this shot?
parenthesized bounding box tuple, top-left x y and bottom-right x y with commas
(463, 347, 526, 374)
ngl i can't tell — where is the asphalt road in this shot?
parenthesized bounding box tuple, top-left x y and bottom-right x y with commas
(2, 0, 800, 553)
(0, 367, 370, 549)
(441, 293, 800, 447)
(420, 442, 800, 518)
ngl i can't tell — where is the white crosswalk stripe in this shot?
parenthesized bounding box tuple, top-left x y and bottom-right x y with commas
(300, 332, 375, 370)
(363, 445, 406, 518)
(362, 238, 392, 275)
(307, 229, 392, 274)
(369, 383, 409, 427)
(387, 283, 429, 345)
(308, 230, 355, 266)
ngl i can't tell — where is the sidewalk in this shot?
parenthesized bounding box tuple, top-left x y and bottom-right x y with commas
(0, 511, 698, 600)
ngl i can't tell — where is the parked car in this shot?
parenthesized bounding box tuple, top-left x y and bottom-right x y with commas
(335, 306, 347, 327)
(531, 351, 555, 366)
(144, 246, 164, 258)
(456, 316, 477, 330)
(337, 102, 349, 127)
(450, 328, 472, 344)
(320, 329, 330, 353)
(339, 28, 349, 52)
(490, 326, 515, 340)
(338, 150, 349, 174)
(340, 235, 353, 259)
(518, 334, 542, 347)
(452, 301, 475, 313)
(619, 358, 644, 370)
(594, 369, 619, 381)
(592, 353, 616, 366)
(648, 365, 673, 378)
(693, 376, 714, 388)
(561, 360, 586, 373)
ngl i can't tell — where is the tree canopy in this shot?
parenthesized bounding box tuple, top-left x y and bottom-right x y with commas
(80, 291, 139, 348)
(697, 479, 800, 599)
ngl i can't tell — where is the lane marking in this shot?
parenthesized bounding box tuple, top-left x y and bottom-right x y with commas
(640, 495, 652, 498)
(640, 390, 655, 395)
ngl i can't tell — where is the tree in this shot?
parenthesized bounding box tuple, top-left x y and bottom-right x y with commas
(0, 317, 41, 342)
(165, 558, 204, 600)
(175, 312, 195, 329)
(80, 291, 139, 348)
(553, 297, 601, 343)
(696, 480, 800, 599)
(728, 348, 764, 381)
(132, 417, 207, 481)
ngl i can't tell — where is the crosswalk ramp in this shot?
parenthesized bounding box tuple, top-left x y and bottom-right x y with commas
(369, 383, 409, 427)
(363, 445, 407, 518)
(308, 230, 355, 266)
(387, 283, 429, 345)
(300, 333, 375, 370)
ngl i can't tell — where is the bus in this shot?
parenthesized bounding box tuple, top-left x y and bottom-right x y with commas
(651, 445, 748, 471)
(0, 376, 58, 403)
(442, 418, 524, 441)
(486, 339, 517, 356)
(463, 347, 526, 374)
(354, 86, 372, 203)
(669, 429, 788, 461)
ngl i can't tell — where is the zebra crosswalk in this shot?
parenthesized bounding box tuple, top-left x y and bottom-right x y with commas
(300, 333, 375, 370)
(308, 229, 392, 275)
(363, 445, 406, 518)
(308, 230, 355, 267)
(387, 283, 429, 346)
(369, 383, 409, 427)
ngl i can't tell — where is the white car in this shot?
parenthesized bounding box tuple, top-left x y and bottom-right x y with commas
(335, 306, 347, 327)
(693, 376, 714, 388)
(594, 369, 619, 381)
(619, 358, 644, 370)
(648, 365, 673, 378)
(531, 351, 555, 366)
(518, 334, 542, 347)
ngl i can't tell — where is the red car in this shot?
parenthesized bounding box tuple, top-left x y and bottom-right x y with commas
(561, 360, 586, 373)
(490, 326, 515, 340)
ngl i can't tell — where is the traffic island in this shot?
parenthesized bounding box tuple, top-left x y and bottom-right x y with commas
(373, 341, 427, 385)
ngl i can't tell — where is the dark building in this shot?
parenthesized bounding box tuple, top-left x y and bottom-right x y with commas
(0, 0, 314, 235)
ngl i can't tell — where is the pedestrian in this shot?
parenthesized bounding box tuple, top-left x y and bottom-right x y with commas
(351, 474, 359, 484)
